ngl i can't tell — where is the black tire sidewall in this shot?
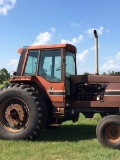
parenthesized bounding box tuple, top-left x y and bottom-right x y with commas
(0, 88, 39, 139)
(96, 115, 120, 149)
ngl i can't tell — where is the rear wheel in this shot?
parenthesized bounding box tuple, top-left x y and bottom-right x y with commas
(96, 115, 120, 149)
(0, 83, 47, 140)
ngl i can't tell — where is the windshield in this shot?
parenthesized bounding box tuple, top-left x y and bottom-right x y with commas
(65, 52, 76, 77)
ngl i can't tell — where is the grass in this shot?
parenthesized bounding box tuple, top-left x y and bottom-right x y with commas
(0, 81, 9, 88)
(0, 84, 120, 159)
(0, 114, 119, 160)
(0, 83, 4, 88)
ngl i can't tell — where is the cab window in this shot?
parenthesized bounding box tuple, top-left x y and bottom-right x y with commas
(38, 49, 61, 82)
(24, 50, 39, 75)
(65, 52, 76, 95)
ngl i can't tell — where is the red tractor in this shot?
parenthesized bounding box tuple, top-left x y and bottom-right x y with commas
(0, 30, 120, 149)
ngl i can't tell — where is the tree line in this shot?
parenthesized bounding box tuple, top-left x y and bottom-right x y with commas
(84, 71, 120, 76)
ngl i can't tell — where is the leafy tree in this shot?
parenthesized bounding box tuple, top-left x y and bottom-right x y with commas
(84, 72, 90, 75)
(102, 72, 108, 75)
(108, 71, 115, 75)
(108, 71, 120, 76)
(114, 71, 120, 76)
(0, 77, 3, 83)
(0, 68, 10, 84)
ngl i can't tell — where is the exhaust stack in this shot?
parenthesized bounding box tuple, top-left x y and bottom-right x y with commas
(94, 30, 99, 75)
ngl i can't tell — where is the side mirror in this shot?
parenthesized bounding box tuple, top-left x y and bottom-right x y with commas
(13, 71, 17, 76)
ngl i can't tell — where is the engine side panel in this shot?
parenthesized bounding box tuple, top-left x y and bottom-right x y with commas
(70, 75, 120, 108)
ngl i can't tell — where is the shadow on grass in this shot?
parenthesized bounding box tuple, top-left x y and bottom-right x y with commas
(38, 124, 96, 142)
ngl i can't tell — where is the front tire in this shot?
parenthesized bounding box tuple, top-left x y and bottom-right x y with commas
(0, 83, 47, 140)
(96, 115, 120, 149)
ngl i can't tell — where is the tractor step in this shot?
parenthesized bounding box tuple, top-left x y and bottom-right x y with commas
(49, 124, 60, 127)
(52, 112, 61, 114)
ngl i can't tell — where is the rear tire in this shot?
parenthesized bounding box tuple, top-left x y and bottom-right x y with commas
(0, 83, 47, 140)
(96, 115, 120, 149)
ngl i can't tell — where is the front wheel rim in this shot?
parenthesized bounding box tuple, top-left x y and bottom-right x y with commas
(0, 98, 29, 133)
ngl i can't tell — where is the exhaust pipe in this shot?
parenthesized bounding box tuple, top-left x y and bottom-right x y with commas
(94, 30, 99, 75)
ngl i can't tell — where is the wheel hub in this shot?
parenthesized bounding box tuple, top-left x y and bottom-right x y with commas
(105, 125, 120, 143)
(5, 104, 25, 127)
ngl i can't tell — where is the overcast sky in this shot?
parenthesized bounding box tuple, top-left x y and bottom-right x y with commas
(0, 0, 120, 74)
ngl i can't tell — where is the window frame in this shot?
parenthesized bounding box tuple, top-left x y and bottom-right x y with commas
(65, 51, 76, 77)
(38, 49, 62, 82)
(23, 47, 76, 84)
(23, 49, 39, 76)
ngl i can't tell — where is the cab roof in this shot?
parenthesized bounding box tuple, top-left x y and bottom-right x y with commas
(18, 43, 76, 54)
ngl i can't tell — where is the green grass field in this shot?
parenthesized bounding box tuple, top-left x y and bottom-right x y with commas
(0, 84, 120, 160)
(0, 84, 4, 88)
(0, 114, 119, 160)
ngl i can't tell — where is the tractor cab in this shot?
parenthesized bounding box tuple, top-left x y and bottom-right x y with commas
(12, 44, 77, 103)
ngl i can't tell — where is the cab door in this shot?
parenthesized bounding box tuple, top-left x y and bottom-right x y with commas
(65, 52, 76, 97)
